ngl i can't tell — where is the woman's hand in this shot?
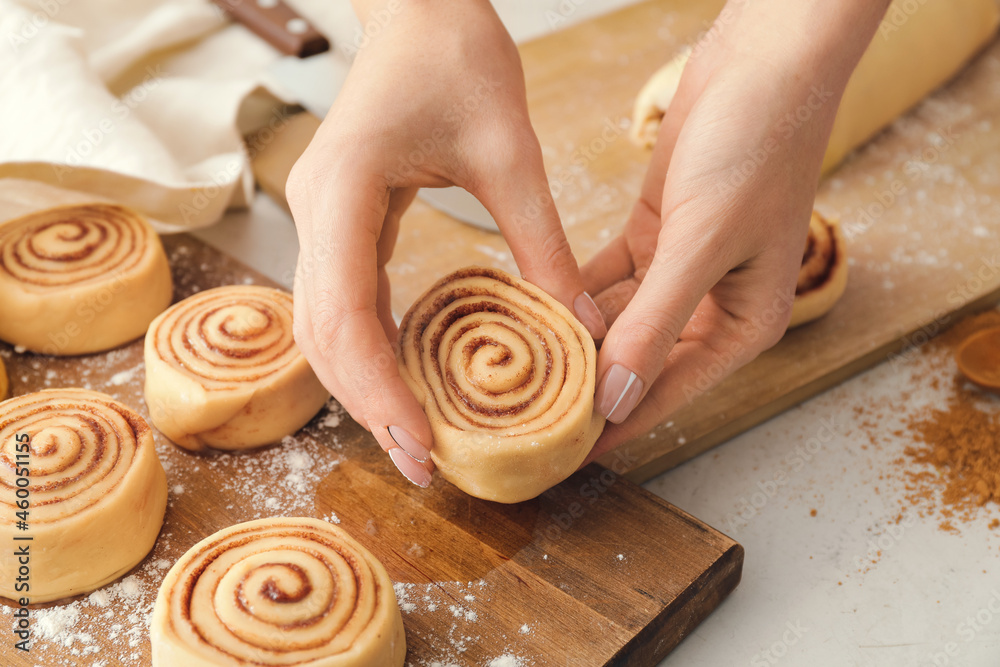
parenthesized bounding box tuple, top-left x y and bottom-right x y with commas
(582, 0, 891, 462)
(286, 0, 605, 486)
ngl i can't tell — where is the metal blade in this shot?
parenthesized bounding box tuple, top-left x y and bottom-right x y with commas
(264, 51, 348, 118)
(418, 187, 499, 232)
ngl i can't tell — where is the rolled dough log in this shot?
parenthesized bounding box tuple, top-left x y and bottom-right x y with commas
(143, 285, 329, 451)
(631, 0, 1000, 175)
(397, 267, 605, 503)
(151, 517, 406, 667)
(0, 203, 172, 355)
(789, 212, 849, 328)
(0, 388, 167, 603)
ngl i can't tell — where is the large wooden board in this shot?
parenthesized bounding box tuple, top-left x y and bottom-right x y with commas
(0, 233, 742, 667)
(252, 0, 1000, 483)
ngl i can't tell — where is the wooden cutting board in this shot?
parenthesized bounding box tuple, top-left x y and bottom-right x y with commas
(251, 0, 1000, 484)
(0, 233, 742, 667)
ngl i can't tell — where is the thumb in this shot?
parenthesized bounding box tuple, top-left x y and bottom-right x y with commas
(471, 138, 607, 340)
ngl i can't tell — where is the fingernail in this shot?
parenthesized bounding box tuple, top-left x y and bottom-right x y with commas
(388, 448, 432, 488)
(388, 425, 431, 462)
(596, 364, 644, 423)
(574, 292, 607, 339)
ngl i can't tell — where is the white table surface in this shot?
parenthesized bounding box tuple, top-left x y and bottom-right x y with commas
(195, 2, 1000, 665)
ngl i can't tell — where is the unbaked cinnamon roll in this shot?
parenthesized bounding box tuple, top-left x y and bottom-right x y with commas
(0, 203, 172, 355)
(151, 517, 405, 667)
(0, 389, 167, 603)
(630, 47, 690, 148)
(789, 211, 849, 328)
(143, 285, 328, 451)
(397, 267, 605, 503)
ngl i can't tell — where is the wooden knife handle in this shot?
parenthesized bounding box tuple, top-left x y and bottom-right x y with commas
(212, 0, 329, 58)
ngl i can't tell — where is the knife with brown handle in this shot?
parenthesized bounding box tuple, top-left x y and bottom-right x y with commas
(211, 0, 329, 58)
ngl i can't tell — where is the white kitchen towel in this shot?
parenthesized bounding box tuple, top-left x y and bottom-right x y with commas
(0, 0, 360, 231)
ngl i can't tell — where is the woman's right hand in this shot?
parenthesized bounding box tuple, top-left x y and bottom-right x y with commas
(286, 0, 605, 487)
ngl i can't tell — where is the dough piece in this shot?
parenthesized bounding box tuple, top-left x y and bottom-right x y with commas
(151, 517, 406, 667)
(0, 203, 172, 355)
(789, 212, 849, 328)
(631, 0, 999, 175)
(0, 388, 167, 603)
(630, 45, 688, 147)
(397, 267, 605, 503)
(144, 285, 328, 451)
(0, 358, 7, 401)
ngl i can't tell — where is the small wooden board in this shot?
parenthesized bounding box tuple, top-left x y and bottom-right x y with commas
(0, 234, 742, 667)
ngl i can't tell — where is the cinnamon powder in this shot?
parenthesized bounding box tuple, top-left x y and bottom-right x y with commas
(896, 309, 1000, 528)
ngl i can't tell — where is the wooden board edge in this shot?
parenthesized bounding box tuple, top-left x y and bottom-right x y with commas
(618, 290, 1000, 485)
(609, 541, 744, 666)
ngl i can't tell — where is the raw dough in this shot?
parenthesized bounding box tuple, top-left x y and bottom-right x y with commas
(143, 285, 328, 451)
(0, 388, 167, 603)
(397, 267, 605, 503)
(0, 203, 172, 355)
(151, 517, 406, 667)
(789, 212, 849, 328)
(630, 45, 689, 148)
(631, 0, 1000, 175)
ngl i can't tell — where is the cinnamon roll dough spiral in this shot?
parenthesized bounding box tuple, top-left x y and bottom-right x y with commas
(151, 517, 406, 667)
(0, 203, 172, 355)
(0, 389, 167, 603)
(143, 285, 328, 451)
(789, 212, 849, 328)
(397, 268, 605, 503)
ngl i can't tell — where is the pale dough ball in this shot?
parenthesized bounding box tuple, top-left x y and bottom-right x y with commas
(151, 517, 406, 667)
(0, 203, 172, 355)
(397, 267, 605, 503)
(631, 0, 999, 174)
(0, 388, 167, 603)
(143, 285, 328, 451)
(789, 212, 849, 328)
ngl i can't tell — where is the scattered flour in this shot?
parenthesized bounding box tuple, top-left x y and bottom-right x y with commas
(489, 655, 525, 667)
(319, 411, 343, 429)
(88, 590, 110, 608)
(4, 570, 158, 665)
(473, 244, 515, 266)
(108, 366, 139, 386)
(317, 399, 346, 430)
(209, 435, 341, 518)
(391, 579, 530, 663)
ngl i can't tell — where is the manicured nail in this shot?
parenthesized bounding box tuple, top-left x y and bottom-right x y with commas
(596, 364, 644, 423)
(388, 448, 432, 488)
(388, 425, 431, 462)
(574, 292, 607, 339)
